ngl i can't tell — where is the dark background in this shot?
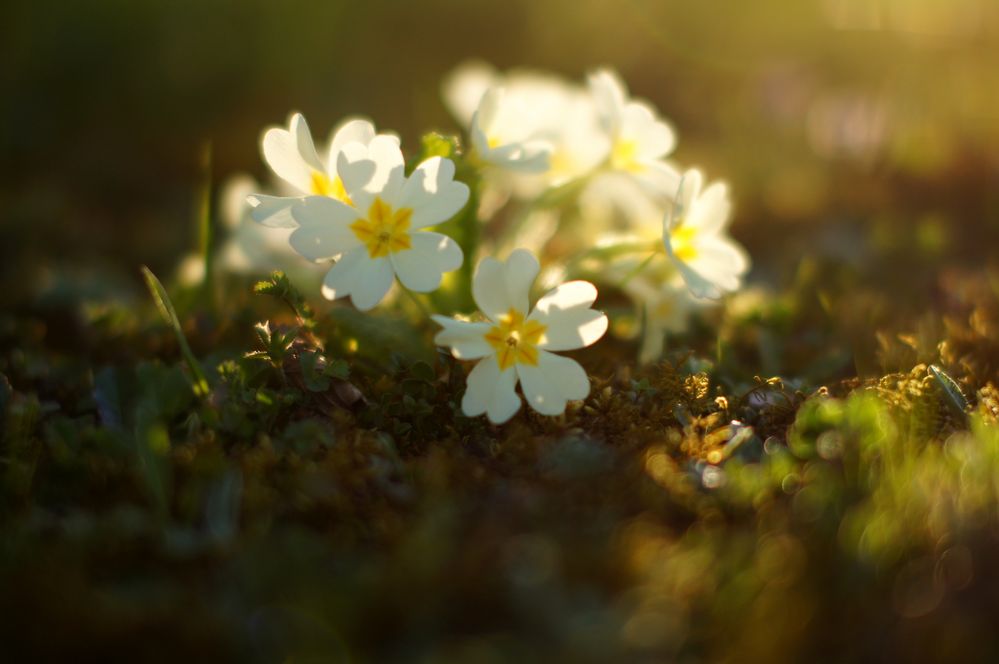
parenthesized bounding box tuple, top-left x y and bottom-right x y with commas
(3, 0, 999, 310)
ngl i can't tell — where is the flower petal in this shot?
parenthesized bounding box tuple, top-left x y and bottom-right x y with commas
(687, 182, 731, 235)
(399, 157, 470, 228)
(529, 281, 608, 351)
(261, 113, 324, 194)
(472, 249, 540, 321)
(442, 60, 498, 127)
(391, 232, 463, 292)
(461, 358, 521, 424)
(622, 101, 676, 160)
(588, 68, 627, 133)
(326, 118, 376, 170)
(669, 234, 749, 300)
(673, 169, 703, 225)
(335, 147, 377, 210)
(517, 351, 590, 416)
(431, 315, 494, 360)
(363, 135, 407, 203)
(288, 196, 362, 261)
(320, 247, 394, 310)
(247, 194, 299, 229)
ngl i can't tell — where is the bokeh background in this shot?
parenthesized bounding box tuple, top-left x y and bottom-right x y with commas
(4, 0, 999, 315)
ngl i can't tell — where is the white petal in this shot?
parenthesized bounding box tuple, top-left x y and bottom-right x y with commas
(335, 147, 377, 209)
(261, 113, 324, 194)
(632, 160, 683, 199)
(288, 196, 361, 261)
(390, 232, 463, 292)
(529, 281, 608, 352)
(622, 102, 676, 160)
(461, 358, 521, 424)
(588, 69, 627, 132)
(430, 315, 493, 360)
(442, 60, 498, 127)
(363, 135, 407, 202)
(247, 194, 299, 229)
(320, 247, 394, 310)
(671, 235, 748, 300)
(327, 118, 376, 169)
(687, 182, 731, 235)
(517, 351, 590, 416)
(472, 249, 539, 321)
(400, 157, 470, 228)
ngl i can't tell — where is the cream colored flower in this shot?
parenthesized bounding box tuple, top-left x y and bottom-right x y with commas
(287, 136, 469, 310)
(588, 68, 682, 195)
(433, 249, 608, 424)
(663, 169, 749, 299)
(247, 113, 395, 228)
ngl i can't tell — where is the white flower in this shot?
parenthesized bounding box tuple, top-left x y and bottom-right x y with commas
(247, 112, 395, 228)
(588, 69, 681, 194)
(287, 136, 469, 310)
(469, 86, 553, 174)
(663, 169, 750, 300)
(432, 249, 608, 424)
(622, 273, 698, 363)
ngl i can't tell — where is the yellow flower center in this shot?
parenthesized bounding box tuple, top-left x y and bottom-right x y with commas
(484, 308, 547, 371)
(310, 170, 352, 205)
(669, 224, 699, 261)
(349, 198, 413, 258)
(611, 139, 643, 173)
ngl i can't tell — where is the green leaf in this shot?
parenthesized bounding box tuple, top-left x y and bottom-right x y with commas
(196, 141, 214, 306)
(326, 358, 350, 380)
(929, 364, 970, 421)
(141, 265, 210, 397)
(299, 350, 331, 392)
(254, 271, 317, 332)
(410, 361, 436, 383)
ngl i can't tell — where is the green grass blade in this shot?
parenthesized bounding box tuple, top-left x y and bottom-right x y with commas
(196, 141, 214, 306)
(141, 265, 210, 397)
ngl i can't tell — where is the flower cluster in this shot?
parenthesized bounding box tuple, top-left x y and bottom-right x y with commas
(443, 62, 749, 361)
(239, 63, 752, 422)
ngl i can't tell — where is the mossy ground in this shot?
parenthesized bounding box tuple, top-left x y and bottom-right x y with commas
(3, 263, 999, 662)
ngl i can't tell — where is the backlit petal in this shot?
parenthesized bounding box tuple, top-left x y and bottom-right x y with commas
(288, 196, 362, 261)
(517, 351, 589, 416)
(529, 281, 608, 351)
(400, 157, 470, 228)
(390, 232, 463, 292)
(261, 113, 324, 193)
(472, 249, 539, 321)
(431, 315, 494, 360)
(461, 358, 521, 424)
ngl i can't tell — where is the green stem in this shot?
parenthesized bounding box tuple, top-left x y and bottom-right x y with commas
(618, 251, 659, 289)
(401, 285, 433, 320)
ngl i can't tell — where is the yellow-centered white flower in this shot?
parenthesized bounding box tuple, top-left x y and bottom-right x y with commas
(588, 69, 681, 195)
(247, 112, 396, 228)
(469, 86, 553, 174)
(663, 169, 749, 300)
(287, 136, 469, 310)
(432, 249, 608, 424)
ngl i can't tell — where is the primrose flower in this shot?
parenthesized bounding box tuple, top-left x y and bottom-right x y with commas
(247, 112, 395, 228)
(287, 136, 469, 310)
(433, 249, 608, 424)
(469, 86, 553, 174)
(621, 272, 698, 363)
(663, 169, 749, 300)
(588, 69, 681, 194)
